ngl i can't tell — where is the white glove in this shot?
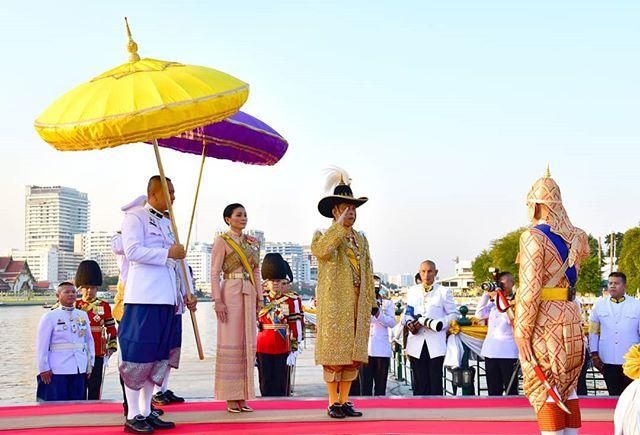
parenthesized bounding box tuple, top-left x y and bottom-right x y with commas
(286, 349, 302, 366)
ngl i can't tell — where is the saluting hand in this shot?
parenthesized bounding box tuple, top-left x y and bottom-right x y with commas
(336, 207, 351, 227)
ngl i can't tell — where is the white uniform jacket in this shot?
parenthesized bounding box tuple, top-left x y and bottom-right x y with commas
(475, 293, 518, 359)
(402, 284, 458, 359)
(121, 202, 179, 305)
(368, 299, 397, 358)
(589, 295, 640, 365)
(36, 307, 95, 374)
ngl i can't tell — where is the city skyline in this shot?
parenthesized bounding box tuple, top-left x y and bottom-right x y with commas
(2, 2, 639, 278)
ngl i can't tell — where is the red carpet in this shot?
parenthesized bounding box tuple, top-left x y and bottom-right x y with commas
(7, 420, 614, 435)
(0, 397, 615, 435)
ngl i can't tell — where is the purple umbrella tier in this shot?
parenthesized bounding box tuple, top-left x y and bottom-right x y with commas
(152, 111, 288, 166)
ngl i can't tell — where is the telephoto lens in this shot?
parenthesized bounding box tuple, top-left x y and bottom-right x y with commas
(424, 318, 443, 332)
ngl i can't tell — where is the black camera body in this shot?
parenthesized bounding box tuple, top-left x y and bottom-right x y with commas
(480, 267, 503, 292)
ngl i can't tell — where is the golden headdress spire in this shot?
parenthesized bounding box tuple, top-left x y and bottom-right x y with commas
(124, 17, 141, 62)
(545, 164, 551, 178)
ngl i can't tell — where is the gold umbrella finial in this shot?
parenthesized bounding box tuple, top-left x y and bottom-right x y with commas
(545, 164, 551, 178)
(124, 17, 140, 62)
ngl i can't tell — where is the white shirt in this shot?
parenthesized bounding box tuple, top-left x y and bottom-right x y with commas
(589, 295, 640, 365)
(402, 283, 459, 359)
(475, 293, 518, 359)
(368, 299, 397, 357)
(36, 307, 95, 375)
(121, 202, 180, 305)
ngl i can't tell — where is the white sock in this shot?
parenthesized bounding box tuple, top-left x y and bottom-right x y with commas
(124, 386, 142, 420)
(139, 380, 155, 417)
(153, 368, 171, 394)
(563, 429, 578, 435)
(540, 431, 563, 435)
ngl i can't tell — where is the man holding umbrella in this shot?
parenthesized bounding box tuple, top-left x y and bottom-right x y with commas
(119, 176, 196, 433)
(311, 168, 376, 419)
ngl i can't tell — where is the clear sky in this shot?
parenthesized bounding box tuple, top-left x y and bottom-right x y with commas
(1, 1, 639, 277)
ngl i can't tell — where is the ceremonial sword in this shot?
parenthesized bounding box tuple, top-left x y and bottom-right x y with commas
(495, 289, 572, 414)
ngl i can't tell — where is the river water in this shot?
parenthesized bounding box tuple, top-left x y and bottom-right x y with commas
(0, 302, 336, 404)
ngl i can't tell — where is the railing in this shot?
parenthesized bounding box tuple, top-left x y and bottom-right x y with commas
(391, 341, 609, 397)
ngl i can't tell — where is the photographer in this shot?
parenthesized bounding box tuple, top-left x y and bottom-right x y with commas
(402, 260, 458, 395)
(476, 271, 519, 396)
(359, 275, 397, 396)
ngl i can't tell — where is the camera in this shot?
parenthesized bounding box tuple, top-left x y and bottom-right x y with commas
(480, 267, 502, 292)
(405, 306, 443, 332)
(480, 281, 503, 292)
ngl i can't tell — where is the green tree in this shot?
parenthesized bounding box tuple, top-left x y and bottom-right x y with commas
(618, 227, 640, 293)
(576, 255, 601, 295)
(491, 228, 525, 281)
(471, 228, 525, 286)
(603, 231, 624, 260)
(471, 250, 493, 284)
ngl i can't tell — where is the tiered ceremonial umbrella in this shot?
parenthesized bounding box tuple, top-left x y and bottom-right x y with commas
(34, 18, 251, 360)
(152, 111, 288, 250)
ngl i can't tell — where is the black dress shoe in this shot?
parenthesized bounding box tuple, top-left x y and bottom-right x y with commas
(151, 405, 164, 416)
(327, 402, 346, 419)
(146, 414, 175, 430)
(152, 392, 170, 406)
(124, 415, 154, 434)
(341, 402, 363, 417)
(164, 389, 185, 403)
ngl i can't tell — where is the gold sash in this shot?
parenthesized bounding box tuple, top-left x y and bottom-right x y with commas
(220, 234, 256, 288)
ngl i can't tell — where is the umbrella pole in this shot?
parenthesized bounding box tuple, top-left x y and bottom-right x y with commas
(185, 142, 207, 250)
(152, 139, 205, 361)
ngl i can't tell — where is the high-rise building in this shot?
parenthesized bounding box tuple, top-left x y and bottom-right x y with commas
(25, 186, 89, 252)
(264, 242, 311, 284)
(302, 245, 318, 283)
(22, 185, 89, 285)
(389, 273, 415, 288)
(57, 251, 84, 282)
(74, 231, 119, 276)
(186, 242, 212, 293)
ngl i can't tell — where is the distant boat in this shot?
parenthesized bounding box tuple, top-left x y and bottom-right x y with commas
(42, 303, 55, 309)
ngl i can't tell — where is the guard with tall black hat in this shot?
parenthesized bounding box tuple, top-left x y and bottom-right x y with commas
(311, 167, 376, 419)
(75, 259, 118, 400)
(256, 253, 304, 396)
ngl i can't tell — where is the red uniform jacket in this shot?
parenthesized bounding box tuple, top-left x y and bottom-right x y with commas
(76, 298, 117, 357)
(257, 292, 304, 355)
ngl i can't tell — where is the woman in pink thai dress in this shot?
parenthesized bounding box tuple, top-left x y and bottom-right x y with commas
(211, 203, 261, 412)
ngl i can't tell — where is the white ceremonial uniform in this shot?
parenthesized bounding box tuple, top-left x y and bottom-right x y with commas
(368, 299, 397, 358)
(113, 195, 147, 283)
(402, 284, 458, 359)
(36, 307, 95, 374)
(589, 295, 640, 365)
(476, 293, 518, 359)
(121, 202, 180, 306)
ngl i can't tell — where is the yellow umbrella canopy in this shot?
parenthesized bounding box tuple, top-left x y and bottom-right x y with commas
(34, 19, 249, 150)
(32, 19, 251, 361)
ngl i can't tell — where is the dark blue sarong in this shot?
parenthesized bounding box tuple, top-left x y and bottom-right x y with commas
(36, 373, 85, 401)
(119, 304, 176, 389)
